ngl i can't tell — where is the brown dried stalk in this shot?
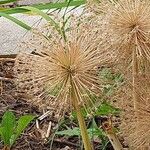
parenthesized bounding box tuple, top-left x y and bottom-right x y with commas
(102, 117, 123, 150)
(14, 18, 113, 149)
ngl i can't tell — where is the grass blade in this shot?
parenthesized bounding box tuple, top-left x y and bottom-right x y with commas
(0, 1, 86, 15)
(21, 6, 60, 31)
(0, 0, 17, 5)
(0, 12, 31, 30)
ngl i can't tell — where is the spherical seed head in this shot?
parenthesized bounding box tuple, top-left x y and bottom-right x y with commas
(86, 0, 111, 15)
(99, 0, 150, 71)
(14, 19, 112, 117)
(120, 75, 150, 149)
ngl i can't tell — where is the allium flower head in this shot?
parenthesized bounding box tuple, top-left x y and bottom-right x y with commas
(121, 75, 150, 149)
(101, 0, 150, 70)
(14, 20, 111, 117)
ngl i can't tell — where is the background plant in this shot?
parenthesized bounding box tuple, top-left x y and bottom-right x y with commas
(0, 111, 35, 150)
(0, 0, 86, 31)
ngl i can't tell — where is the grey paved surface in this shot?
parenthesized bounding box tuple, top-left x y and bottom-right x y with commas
(0, 14, 46, 55)
(0, 7, 83, 55)
(17, 0, 52, 5)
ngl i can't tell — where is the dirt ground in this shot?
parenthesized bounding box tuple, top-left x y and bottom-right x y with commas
(0, 56, 115, 150)
(0, 57, 80, 150)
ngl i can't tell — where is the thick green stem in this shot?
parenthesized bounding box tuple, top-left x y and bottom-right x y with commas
(71, 80, 93, 150)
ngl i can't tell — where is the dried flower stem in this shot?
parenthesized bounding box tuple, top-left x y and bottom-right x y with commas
(106, 132, 123, 150)
(2, 146, 10, 150)
(132, 48, 138, 110)
(71, 79, 93, 150)
(102, 119, 123, 150)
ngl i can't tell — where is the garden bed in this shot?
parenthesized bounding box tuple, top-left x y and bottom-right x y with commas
(0, 55, 79, 150)
(0, 55, 116, 150)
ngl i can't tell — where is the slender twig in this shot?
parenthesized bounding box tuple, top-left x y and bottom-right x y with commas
(0, 54, 16, 58)
(0, 77, 13, 82)
(132, 49, 138, 110)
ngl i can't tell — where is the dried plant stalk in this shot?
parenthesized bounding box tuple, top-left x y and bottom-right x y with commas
(89, 0, 150, 110)
(132, 47, 138, 110)
(14, 18, 113, 149)
(71, 79, 93, 150)
(95, 0, 150, 117)
(102, 118, 123, 150)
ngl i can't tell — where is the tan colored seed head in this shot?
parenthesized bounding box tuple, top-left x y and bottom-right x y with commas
(97, 0, 150, 71)
(120, 75, 150, 149)
(14, 19, 112, 117)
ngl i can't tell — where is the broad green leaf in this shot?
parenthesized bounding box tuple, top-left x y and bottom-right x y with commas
(0, 0, 17, 5)
(0, 111, 16, 146)
(89, 119, 105, 138)
(0, 12, 31, 30)
(11, 115, 35, 145)
(88, 127, 104, 138)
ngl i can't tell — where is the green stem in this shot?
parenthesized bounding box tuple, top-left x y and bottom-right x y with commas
(71, 80, 93, 150)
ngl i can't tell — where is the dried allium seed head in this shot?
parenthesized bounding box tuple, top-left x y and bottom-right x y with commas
(14, 20, 112, 117)
(121, 75, 150, 149)
(86, 0, 111, 15)
(99, 0, 150, 71)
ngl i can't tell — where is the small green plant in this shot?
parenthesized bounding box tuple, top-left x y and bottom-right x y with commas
(0, 111, 35, 150)
(55, 102, 120, 149)
(99, 68, 124, 96)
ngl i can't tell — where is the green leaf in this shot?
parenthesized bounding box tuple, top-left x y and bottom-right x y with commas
(11, 115, 35, 145)
(95, 102, 120, 116)
(0, 111, 16, 146)
(0, 1, 86, 15)
(21, 6, 59, 31)
(56, 127, 80, 136)
(0, 12, 31, 30)
(56, 125, 105, 138)
(0, 0, 17, 5)
(21, 6, 53, 22)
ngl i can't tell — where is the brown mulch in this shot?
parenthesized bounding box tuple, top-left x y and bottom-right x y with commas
(0, 57, 79, 150)
(0, 56, 115, 150)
